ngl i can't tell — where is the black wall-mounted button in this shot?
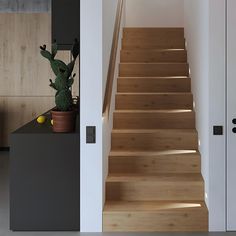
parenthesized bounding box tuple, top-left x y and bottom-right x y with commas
(233, 128, 236, 133)
(233, 119, 236, 125)
(86, 126, 96, 144)
(213, 126, 223, 135)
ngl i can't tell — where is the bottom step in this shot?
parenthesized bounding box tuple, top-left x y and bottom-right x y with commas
(103, 201, 208, 232)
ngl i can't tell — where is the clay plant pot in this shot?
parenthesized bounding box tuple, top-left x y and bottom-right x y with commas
(51, 110, 76, 133)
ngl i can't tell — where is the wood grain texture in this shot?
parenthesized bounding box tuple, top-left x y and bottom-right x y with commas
(109, 150, 201, 174)
(106, 173, 204, 201)
(119, 63, 189, 77)
(123, 28, 184, 39)
(113, 110, 195, 129)
(121, 49, 187, 63)
(0, 13, 79, 146)
(0, 96, 54, 147)
(117, 77, 191, 93)
(111, 129, 198, 151)
(103, 201, 208, 232)
(122, 38, 185, 50)
(0, 14, 79, 96)
(103, 27, 208, 232)
(116, 93, 193, 110)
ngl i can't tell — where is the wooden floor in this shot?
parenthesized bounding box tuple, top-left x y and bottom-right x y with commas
(103, 28, 209, 232)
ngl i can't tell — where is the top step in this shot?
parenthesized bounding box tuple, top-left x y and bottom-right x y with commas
(123, 28, 184, 38)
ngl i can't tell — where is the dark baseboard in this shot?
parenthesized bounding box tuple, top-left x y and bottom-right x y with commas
(0, 147, 10, 152)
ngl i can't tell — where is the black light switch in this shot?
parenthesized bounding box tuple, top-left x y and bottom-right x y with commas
(213, 126, 223, 135)
(86, 126, 96, 144)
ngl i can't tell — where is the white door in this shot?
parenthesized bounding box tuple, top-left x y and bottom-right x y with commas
(227, 0, 236, 231)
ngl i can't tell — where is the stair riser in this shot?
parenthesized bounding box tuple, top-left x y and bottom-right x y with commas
(121, 50, 187, 63)
(111, 131, 198, 151)
(103, 210, 208, 232)
(113, 112, 195, 129)
(119, 63, 189, 77)
(116, 94, 193, 110)
(106, 182, 204, 201)
(109, 154, 201, 174)
(123, 28, 184, 39)
(117, 78, 191, 93)
(122, 38, 185, 50)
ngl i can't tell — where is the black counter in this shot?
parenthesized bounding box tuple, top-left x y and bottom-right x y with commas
(10, 112, 80, 231)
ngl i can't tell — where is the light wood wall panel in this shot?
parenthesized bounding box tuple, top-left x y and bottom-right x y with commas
(0, 13, 79, 146)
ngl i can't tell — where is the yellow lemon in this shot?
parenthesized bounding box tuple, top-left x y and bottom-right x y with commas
(51, 119, 54, 125)
(37, 116, 46, 124)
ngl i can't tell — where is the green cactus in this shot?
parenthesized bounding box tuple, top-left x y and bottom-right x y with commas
(40, 39, 79, 111)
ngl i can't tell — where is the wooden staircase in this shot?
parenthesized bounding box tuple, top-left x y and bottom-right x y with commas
(103, 28, 208, 232)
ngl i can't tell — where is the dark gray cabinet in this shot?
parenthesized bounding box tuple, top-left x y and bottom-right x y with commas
(52, 0, 80, 50)
(10, 113, 80, 231)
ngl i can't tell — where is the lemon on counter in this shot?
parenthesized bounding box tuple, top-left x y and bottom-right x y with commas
(51, 119, 54, 125)
(37, 116, 46, 124)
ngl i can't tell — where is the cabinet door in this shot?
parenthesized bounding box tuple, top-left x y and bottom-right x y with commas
(52, 0, 80, 50)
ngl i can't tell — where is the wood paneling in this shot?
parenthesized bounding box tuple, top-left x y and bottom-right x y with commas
(103, 201, 208, 232)
(113, 110, 195, 129)
(120, 49, 187, 63)
(116, 93, 193, 110)
(123, 28, 185, 39)
(106, 173, 204, 201)
(117, 77, 191, 93)
(119, 63, 189, 77)
(109, 150, 201, 174)
(122, 38, 185, 50)
(111, 129, 198, 151)
(0, 13, 79, 146)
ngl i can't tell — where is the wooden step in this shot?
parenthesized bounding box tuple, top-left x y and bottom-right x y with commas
(121, 49, 187, 63)
(117, 77, 191, 93)
(113, 110, 195, 129)
(122, 38, 185, 50)
(111, 129, 198, 151)
(119, 63, 189, 77)
(123, 27, 184, 38)
(106, 173, 204, 201)
(115, 93, 193, 110)
(103, 200, 208, 232)
(109, 150, 201, 174)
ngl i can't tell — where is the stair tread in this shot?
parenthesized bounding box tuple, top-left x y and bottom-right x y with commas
(117, 92, 192, 95)
(110, 150, 200, 157)
(114, 109, 194, 113)
(112, 129, 197, 133)
(104, 200, 207, 212)
(119, 76, 190, 80)
(107, 173, 203, 182)
(120, 62, 188, 65)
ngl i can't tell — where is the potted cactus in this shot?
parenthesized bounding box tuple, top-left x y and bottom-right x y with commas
(40, 39, 79, 132)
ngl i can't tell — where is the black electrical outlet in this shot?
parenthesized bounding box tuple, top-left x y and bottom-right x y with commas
(86, 126, 96, 144)
(213, 126, 223, 135)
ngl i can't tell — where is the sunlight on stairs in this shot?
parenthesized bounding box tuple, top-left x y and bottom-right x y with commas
(103, 28, 208, 232)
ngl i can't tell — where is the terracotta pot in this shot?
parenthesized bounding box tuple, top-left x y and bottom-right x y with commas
(51, 110, 76, 133)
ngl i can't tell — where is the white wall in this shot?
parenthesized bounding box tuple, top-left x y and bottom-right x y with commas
(102, 0, 126, 205)
(80, 0, 103, 232)
(208, 0, 226, 231)
(103, 0, 120, 99)
(184, 0, 210, 209)
(125, 0, 184, 27)
(184, 0, 226, 231)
